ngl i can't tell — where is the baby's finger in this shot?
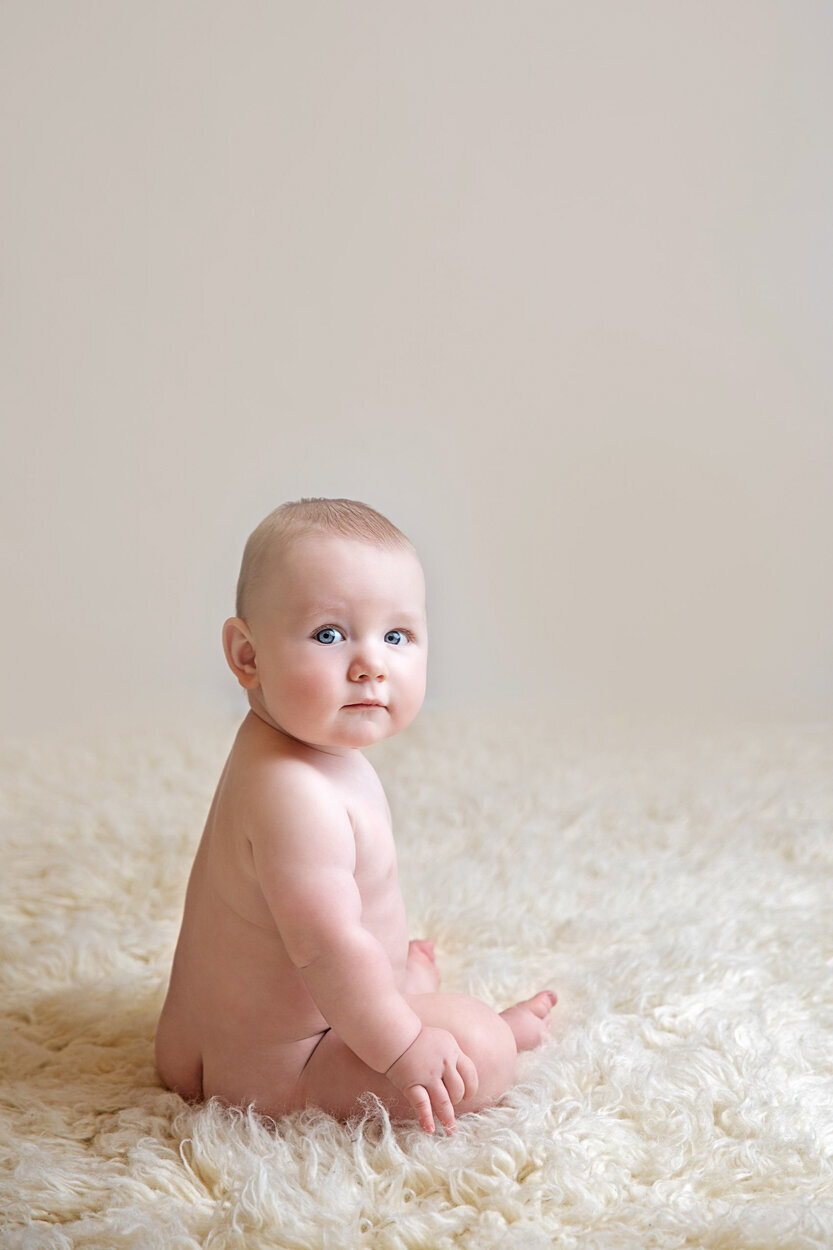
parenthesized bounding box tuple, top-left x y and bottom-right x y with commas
(457, 1051, 479, 1103)
(430, 1083, 457, 1134)
(406, 1085, 435, 1134)
(442, 1062, 466, 1106)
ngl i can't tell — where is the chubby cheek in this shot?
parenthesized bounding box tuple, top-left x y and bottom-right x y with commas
(284, 661, 338, 713)
(264, 649, 336, 719)
(393, 659, 427, 724)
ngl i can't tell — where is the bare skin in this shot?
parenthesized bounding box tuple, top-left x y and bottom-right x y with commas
(155, 532, 555, 1133)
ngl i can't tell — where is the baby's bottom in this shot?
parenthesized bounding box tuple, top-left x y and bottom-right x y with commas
(292, 987, 554, 1128)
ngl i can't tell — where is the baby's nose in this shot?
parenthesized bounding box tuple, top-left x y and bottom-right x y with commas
(347, 649, 387, 682)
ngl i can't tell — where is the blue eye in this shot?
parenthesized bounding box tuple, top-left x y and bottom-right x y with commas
(385, 630, 408, 646)
(315, 627, 344, 644)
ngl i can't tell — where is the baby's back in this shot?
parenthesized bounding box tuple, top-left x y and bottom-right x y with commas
(155, 719, 333, 1098)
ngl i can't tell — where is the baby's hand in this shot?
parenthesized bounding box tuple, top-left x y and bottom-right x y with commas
(385, 1026, 478, 1133)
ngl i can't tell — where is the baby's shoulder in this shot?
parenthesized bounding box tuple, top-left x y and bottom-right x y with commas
(238, 742, 336, 797)
(229, 741, 345, 832)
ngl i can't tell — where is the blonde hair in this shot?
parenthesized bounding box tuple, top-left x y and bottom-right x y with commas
(235, 497, 415, 620)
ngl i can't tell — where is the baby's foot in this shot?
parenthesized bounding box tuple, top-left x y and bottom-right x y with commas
(404, 939, 441, 994)
(500, 990, 557, 1052)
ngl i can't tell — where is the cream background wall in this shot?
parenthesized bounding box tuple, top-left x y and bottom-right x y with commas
(2, 2, 831, 735)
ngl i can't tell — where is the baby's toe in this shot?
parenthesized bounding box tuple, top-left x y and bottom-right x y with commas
(530, 990, 557, 1018)
(409, 939, 436, 963)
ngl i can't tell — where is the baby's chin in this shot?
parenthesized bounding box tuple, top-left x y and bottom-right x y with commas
(280, 714, 397, 753)
(324, 705, 420, 752)
(330, 708, 400, 746)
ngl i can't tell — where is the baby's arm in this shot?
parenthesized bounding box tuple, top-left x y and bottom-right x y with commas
(249, 767, 477, 1130)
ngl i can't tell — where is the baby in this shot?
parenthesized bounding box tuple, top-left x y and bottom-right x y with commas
(155, 498, 555, 1133)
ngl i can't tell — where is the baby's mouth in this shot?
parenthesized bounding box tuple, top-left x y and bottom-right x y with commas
(344, 700, 387, 709)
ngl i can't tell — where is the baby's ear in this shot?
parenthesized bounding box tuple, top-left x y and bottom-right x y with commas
(222, 618, 260, 690)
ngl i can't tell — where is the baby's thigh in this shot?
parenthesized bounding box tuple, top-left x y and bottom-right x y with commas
(294, 993, 517, 1123)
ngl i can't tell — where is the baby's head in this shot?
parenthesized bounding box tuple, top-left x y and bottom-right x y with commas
(223, 498, 428, 753)
(234, 498, 418, 624)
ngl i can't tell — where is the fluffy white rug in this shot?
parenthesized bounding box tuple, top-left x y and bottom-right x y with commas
(1, 707, 832, 1249)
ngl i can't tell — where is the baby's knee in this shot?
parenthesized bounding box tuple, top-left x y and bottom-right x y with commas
(452, 998, 518, 1109)
(412, 991, 519, 1110)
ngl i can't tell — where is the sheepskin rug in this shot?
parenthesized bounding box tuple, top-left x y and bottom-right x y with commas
(1, 705, 832, 1249)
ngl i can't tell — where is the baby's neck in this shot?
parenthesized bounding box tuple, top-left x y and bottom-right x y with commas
(244, 705, 359, 760)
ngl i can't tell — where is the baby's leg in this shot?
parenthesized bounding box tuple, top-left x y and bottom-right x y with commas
(402, 939, 441, 994)
(500, 990, 557, 1052)
(400, 949, 555, 1042)
(293, 989, 554, 1129)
